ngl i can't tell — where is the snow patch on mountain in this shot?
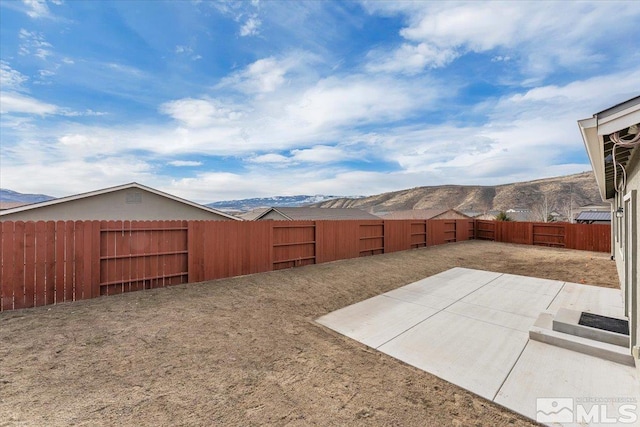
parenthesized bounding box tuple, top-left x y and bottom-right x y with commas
(206, 195, 357, 212)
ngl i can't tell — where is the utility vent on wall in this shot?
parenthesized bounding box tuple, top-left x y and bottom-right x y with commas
(126, 192, 142, 204)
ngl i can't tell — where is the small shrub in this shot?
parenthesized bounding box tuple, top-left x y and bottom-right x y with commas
(496, 211, 512, 221)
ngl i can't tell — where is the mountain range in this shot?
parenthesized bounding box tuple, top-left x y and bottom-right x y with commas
(309, 171, 603, 215)
(1, 171, 605, 215)
(0, 189, 55, 204)
(206, 195, 346, 212)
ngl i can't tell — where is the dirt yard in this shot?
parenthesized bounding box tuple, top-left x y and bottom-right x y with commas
(0, 241, 619, 426)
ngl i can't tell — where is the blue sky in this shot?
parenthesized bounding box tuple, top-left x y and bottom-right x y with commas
(1, 0, 639, 203)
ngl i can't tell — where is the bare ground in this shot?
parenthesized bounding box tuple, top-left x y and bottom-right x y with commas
(0, 241, 619, 426)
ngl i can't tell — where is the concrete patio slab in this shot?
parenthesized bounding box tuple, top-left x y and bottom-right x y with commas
(445, 301, 533, 333)
(459, 283, 560, 319)
(378, 310, 529, 400)
(383, 287, 457, 310)
(316, 267, 638, 426)
(547, 282, 625, 318)
(401, 268, 501, 299)
(315, 294, 439, 348)
(482, 273, 565, 296)
(495, 340, 637, 426)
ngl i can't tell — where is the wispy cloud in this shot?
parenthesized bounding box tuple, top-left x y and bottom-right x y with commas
(22, 0, 50, 19)
(167, 160, 204, 167)
(18, 28, 53, 59)
(0, 91, 58, 115)
(0, 61, 29, 89)
(239, 15, 261, 37)
(218, 55, 298, 94)
(159, 98, 242, 128)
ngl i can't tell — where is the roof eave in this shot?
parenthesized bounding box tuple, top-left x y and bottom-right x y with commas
(578, 117, 609, 202)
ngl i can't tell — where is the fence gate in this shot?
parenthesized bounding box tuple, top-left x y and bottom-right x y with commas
(272, 222, 316, 270)
(99, 221, 189, 295)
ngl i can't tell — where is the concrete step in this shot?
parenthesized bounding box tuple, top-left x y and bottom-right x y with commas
(552, 307, 629, 347)
(529, 312, 634, 367)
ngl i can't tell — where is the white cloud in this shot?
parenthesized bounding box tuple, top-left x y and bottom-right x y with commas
(363, 2, 640, 77)
(60, 109, 107, 117)
(0, 155, 155, 198)
(168, 160, 203, 167)
(18, 29, 53, 59)
(219, 56, 292, 94)
(0, 62, 28, 89)
(504, 70, 640, 106)
(248, 153, 291, 164)
(285, 74, 433, 130)
(366, 42, 458, 74)
(240, 15, 261, 37)
(159, 98, 242, 128)
(175, 45, 192, 54)
(291, 145, 350, 163)
(0, 91, 59, 115)
(22, 0, 50, 18)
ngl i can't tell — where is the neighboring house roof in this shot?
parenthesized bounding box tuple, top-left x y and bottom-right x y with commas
(0, 201, 29, 210)
(382, 209, 471, 220)
(462, 210, 501, 219)
(579, 95, 640, 200)
(238, 208, 270, 221)
(253, 207, 380, 220)
(576, 203, 610, 211)
(575, 211, 611, 222)
(507, 211, 534, 222)
(0, 182, 240, 221)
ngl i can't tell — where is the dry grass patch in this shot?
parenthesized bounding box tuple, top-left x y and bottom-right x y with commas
(0, 241, 617, 426)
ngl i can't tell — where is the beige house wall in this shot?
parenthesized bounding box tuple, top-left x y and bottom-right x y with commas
(0, 188, 232, 221)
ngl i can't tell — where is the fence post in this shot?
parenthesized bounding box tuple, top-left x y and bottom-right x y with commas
(187, 220, 204, 283)
(90, 221, 101, 298)
(529, 222, 534, 245)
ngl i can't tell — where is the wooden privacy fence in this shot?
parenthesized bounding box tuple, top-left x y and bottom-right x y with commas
(475, 220, 611, 253)
(0, 219, 609, 311)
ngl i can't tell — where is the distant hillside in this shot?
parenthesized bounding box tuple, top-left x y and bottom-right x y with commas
(0, 189, 54, 204)
(309, 172, 603, 216)
(207, 195, 349, 212)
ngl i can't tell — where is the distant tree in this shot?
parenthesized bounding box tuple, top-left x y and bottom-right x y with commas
(557, 192, 576, 223)
(495, 211, 512, 221)
(531, 193, 556, 223)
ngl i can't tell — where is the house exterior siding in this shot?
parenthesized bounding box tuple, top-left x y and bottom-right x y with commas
(579, 95, 640, 367)
(614, 150, 639, 354)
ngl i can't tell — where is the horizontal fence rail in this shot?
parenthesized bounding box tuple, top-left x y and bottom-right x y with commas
(0, 219, 610, 311)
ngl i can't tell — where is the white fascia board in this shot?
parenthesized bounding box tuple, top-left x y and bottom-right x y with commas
(597, 109, 640, 136)
(578, 117, 608, 201)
